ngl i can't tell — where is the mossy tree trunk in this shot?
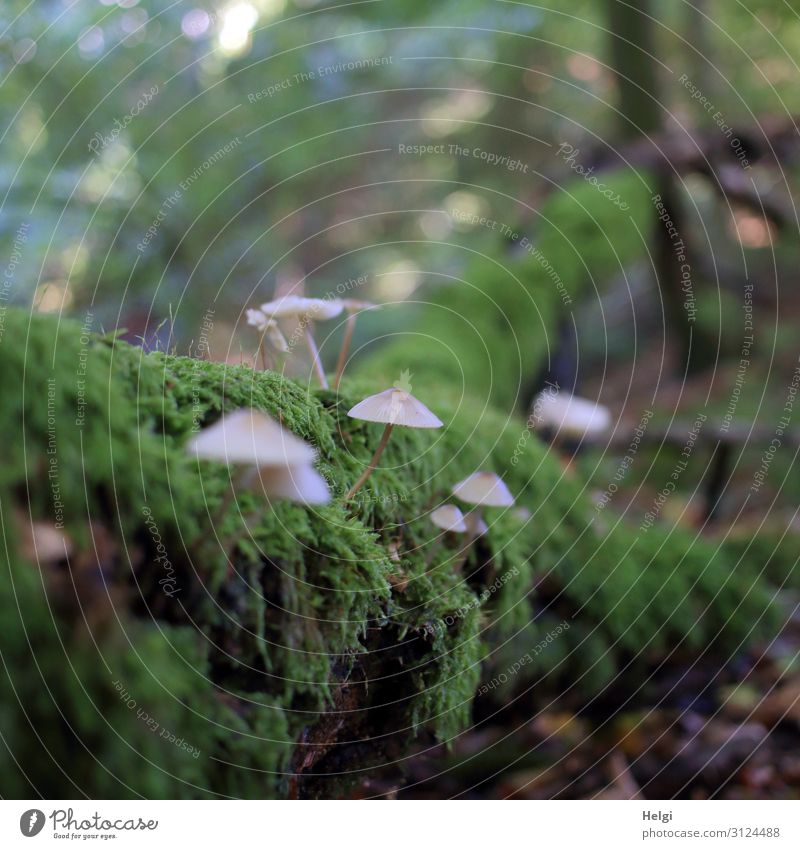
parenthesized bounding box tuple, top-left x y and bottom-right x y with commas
(0, 303, 786, 799)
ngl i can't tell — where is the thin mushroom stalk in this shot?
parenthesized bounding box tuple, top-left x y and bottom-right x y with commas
(425, 531, 447, 571)
(262, 322, 289, 373)
(345, 423, 394, 501)
(333, 300, 379, 390)
(212, 466, 256, 528)
(256, 327, 271, 371)
(303, 323, 328, 388)
(425, 504, 467, 567)
(344, 383, 443, 503)
(424, 534, 444, 568)
(450, 471, 515, 572)
(246, 310, 272, 371)
(258, 296, 343, 388)
(334, 311, 357, 389)
(453, 509, 485, 573)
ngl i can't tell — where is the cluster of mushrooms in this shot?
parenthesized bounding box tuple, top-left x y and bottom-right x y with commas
(186, 293, 612, 569)
(185, 362, 448, 507)
(246, 294, 377, 390)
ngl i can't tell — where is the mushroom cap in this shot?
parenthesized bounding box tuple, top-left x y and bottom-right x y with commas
(186, 408, 316, 467)
(260, 295, 343, 321)
(347, 388, 443, 429)
(430, 504, 467, 533)
(246, 308, 269, 331)
(534, 392, 611, 439)
(258, 464, 330, 505)
(452, 471, 515, 507)
(22, 522, 72, 563)
(247, 310, 289, 352)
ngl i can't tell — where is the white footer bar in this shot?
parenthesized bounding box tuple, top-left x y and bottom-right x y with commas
(2, 800, 798, 848)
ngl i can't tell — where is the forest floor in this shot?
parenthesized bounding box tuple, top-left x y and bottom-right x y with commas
(379, 601, 800, 799)
(360, 337, 800, 800)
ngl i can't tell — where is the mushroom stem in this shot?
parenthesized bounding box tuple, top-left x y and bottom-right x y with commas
(345, 422, 394, 501)
(257, 329, 272, 371)
(424, 535, 445, 568)
(212, 466, 256, 529)
(219, 504, 263, 569)
(334, 312, 357, 389)
(303, 325, 328, 388)
(453, 540, 474, 574)
(453, 508, 484, 572)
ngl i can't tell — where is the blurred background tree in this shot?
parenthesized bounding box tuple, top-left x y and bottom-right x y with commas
(3, 0, 797, 369)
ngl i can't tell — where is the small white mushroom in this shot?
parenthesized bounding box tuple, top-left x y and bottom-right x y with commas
(21, 521, 72, 564)
(426, 504, 468, 567)
(257, 464, 331, 506)
(186, 408, 329, 511)
(451, 471, 515, 567)
(452, 471, 515, 514)
(246, 308, 268, 331)
(430, 504, 467, 533)
(187, 408, 316, 468)
(345, 384, 443, 501)
(260, 295, 343, 388)
(513, 506, 532, 523)
(533, 391, 611, 443)
(247, 309, 288, 370)
(333, 299, 380, 389)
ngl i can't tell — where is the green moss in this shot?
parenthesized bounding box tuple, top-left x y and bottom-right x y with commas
(0, 306, 787, 798)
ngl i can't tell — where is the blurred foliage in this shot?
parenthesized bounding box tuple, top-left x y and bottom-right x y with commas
(3, 0, 799, 358)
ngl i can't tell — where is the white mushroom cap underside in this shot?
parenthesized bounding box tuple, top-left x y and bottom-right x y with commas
(534, 392, 611, 438)
(347, 388, 443, 428)
(257, 464, 330, 505)
(260, 295, 343, 321)
(430, 504, 467, 532)
(187, 408, 316, 467)
(452, 471, 515, 507)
